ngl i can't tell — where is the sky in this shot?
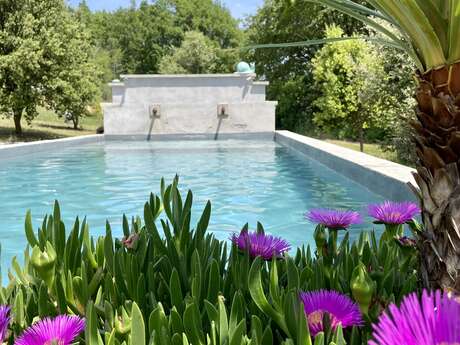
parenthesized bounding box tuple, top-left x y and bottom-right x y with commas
(67, 0, 263, 19)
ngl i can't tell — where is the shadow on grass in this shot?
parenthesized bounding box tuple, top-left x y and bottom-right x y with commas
(34, 122, 83, 131)
(0, 127, 65, 143)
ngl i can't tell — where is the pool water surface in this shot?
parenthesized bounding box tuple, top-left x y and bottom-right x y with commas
(0, 140, 384, 272)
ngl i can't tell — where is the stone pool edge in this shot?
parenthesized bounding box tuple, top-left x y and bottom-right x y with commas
(0, 134, 104, 159)
(104, 132, 275, 141)
(275, 130, 417, 201)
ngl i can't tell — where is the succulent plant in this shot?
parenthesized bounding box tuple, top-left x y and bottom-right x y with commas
(0, 178, 419, 344)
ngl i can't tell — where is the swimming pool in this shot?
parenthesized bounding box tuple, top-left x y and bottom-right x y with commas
(0, 139, 383, 271)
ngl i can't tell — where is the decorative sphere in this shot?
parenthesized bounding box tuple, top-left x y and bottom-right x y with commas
(236, 61, 253, 73)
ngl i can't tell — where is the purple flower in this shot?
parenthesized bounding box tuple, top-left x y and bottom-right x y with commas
(15, 315, 85, 345)
(0, 305, 10, 342)
(230, 230, 290, 260)
(306, 209, 362, 230)
(368, 201, 420, 225)
(369, 290, 460, 345)
(300, 290, 363, 336)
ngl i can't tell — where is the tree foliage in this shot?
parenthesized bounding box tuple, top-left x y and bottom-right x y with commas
(247, 2, 417, 162)
(0, 0, 244, 134)
(245, 0, 366, 131)
(159, 31, 238, 74)
(372, 25, 417, 165)
(167, 0, 243, 48)
(311, 26, 389, 151)
(0, 0, 99, 134)
(77, 0, 242, 81)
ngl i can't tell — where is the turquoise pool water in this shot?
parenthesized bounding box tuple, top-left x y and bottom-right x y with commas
(0, 140, 384, 272)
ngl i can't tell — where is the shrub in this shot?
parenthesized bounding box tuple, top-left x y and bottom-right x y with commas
(0, 178, 420, 344)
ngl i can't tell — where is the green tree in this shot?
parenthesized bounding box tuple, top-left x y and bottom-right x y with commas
(159, 31, 236, 74)
(246, 0, 366, 131)
(372, 23, 417, 165)
(49, 60, 100, 130)
(73, 1, 123, 101)
(0, 0, 99, 134)
(311, 26, 388, 151)
(77, 0, 242, 77)
(167, 0, 242, 48)
(114, 1, 182, 74)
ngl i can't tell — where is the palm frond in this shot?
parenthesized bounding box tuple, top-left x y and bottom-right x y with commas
(320, 0, 396, 24)
(414, 0, 448, 53)
(246, 36, 424, 70)
(249, 0, 459, 71)
(448, 0, 460, 62)
(372, 0, 445, 69)
(307, 0, 403, 44)
(248, 36, 394, 50)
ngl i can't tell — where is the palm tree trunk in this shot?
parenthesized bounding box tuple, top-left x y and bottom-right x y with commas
(411, 61, 460, 291)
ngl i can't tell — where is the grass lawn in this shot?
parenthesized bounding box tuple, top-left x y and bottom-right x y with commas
(0, 108, 102, 144)
(325, 139, 400, 163)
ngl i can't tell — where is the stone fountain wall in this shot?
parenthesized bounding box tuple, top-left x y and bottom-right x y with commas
(102, 74, 277, 139)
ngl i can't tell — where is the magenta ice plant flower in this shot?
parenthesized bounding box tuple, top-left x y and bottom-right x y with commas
(306, 209, 362, 230)
(0, 305, 10, 343)
(368, 201, 420, 225)
(299, 290, 363, 336)
(15, 315, 85, 345)
(230, 230, 290, 260)
(369, 289, 460, 345)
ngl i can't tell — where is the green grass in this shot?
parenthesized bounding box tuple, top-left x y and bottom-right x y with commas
(325, 139, 399, 163)
(0, 108, 102, 144)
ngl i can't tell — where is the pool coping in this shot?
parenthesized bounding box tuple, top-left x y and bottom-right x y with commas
(104, 132, 275, 141)
(274, 130, 417, 201)
(0, 135, 104, 160)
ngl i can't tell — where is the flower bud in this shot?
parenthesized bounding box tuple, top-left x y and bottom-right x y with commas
(314, 225, 327, 257)
(115, 308, 131, 335)
(350, 263, 374, 314)
(31, 242, 57, 288)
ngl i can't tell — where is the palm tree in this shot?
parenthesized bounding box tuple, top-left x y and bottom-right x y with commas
(252, 1, 460, 291)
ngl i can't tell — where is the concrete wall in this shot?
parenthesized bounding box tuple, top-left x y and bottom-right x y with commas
(103, 74, 277, 138)
(0, 135, 104, 160)
(275, 130, 417, 201)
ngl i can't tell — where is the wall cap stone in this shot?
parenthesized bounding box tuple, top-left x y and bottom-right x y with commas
(120, 73, 257, 79)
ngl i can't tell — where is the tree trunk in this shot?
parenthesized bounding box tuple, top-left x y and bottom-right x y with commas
(72, 116, 79, 130)
(359, 127, 364, 152)
(13, 109, 23, 135)
(411, 61, 460, 291)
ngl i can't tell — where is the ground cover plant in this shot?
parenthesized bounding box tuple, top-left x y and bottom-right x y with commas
(0, 178, 433, 344)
